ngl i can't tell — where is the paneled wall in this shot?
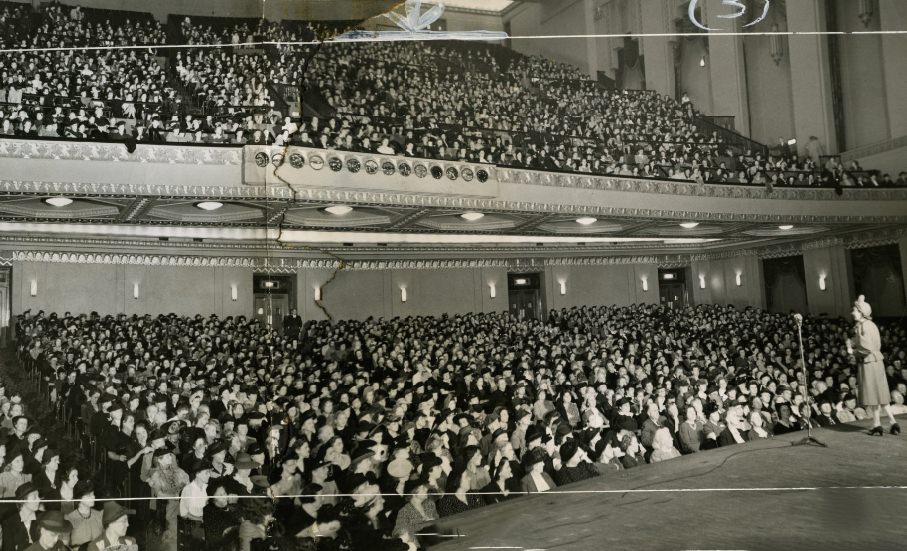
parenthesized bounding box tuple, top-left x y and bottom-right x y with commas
(13, 262, 253, 317)
(690, 255, 765, 310)
(833, 0, 890, 150)
(677, 38, 713, 114)
(505, 0, 593, 76)
(297, 267, 510, 321)
(11, 245, 905, 322)
(743, 32, 795, 145)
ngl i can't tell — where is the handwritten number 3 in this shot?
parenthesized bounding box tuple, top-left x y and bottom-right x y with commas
(688, 0, 771, 31)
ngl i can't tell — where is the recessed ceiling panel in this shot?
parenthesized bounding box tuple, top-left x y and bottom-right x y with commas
(0, 198, 120, 219)
(148, 202, 263, 223)
(284, 206, 393, 228)
(417, 213, 518, 232)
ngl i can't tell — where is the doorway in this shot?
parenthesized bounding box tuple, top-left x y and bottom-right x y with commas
(658, 268, 688, 309)
(508, 272, 544, 321)
(252, 274, 294, 331)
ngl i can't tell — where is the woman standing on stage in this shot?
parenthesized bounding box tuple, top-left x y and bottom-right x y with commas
(847, 295, 900, 436)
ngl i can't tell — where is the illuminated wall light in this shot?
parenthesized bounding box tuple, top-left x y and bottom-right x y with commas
(699, 55, 707, 68)
(489, 283, 496, 298)
(641, 276, 649, 292)
(401, 287, 407, 303)
(231, 284, 238, 301)
(30, 280, 37, 297)
(515, 278, 527, 285)
(257, 307, 265, 315)
(559, 281, 567, 295)
(133, 283, 140, 300)
(699, 274, 706, 290)
(735, 272, 743, 287)
(314, 286, 322, 301)
(819, 274, 827, 292)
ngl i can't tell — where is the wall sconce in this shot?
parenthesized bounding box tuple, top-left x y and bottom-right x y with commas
(489, 283, 496, 299)
(699, 55, 706, 68)
(30, 280, 37, 297)
(769, 22, 783, 65)
(133, 283, 140, 300)
(559, 281, 567, 295)
(735, 272, 743, 287)
(699, 274, 706, 290)
(858, 0, 873, 28)
(400, 287, 407, 303)
(818, 274, 827, 292)
(314, 286, 322, 301)
(641, 277, 649, 292)
(231, 284, 238, 301)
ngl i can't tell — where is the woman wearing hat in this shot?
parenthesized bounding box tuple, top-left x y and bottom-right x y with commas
(32, 449, 61, 512)
(24, 510, 72, 551)
(147, 448, 189, 543)
(1, 482, 41, 551)
(392, 478, 438, 540)
(203, 479, 241, 551)
(847, 295, 900, 436)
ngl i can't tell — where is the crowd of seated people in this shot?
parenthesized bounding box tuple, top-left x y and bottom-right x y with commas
(9, 303, 907, 550)
(0, 2, 903, 186)
(32, 2, 166, 48)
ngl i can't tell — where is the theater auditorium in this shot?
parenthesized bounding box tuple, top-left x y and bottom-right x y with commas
(0, 0, 905, 549)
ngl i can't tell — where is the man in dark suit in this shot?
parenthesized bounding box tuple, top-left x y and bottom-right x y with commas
(283, 308, 302, 341)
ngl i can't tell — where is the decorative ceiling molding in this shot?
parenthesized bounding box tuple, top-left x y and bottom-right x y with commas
(496, 168, 907, 202)
(0, 139, 242, 165)
(11, 250, 683, 270)
(0, 177, 904, 225)
(287, 187, 907, 224)
(8, 226, 904, 271)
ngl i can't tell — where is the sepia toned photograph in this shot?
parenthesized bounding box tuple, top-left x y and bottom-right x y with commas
(0, 0, 906, 549)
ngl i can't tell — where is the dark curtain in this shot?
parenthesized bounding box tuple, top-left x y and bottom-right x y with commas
(763, 255, 808, 314)
(851, 245, 906, 317)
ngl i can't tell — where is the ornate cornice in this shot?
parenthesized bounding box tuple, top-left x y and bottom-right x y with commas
(691, 228, 907, 261)
(3, 178, 901, 224)
(0, 139, 242, 165)
(7, 226, 904, 270)
(497, 168, 907, 202)
(9, 250, 685, 270)
(287, 187, 907, 224)
(0, 180, 277, 200)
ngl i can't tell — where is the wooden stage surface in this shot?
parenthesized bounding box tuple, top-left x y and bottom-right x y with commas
(429, 416, 907, 550)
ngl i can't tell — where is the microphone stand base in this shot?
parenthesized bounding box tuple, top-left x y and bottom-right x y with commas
(792, 435, 828, 448)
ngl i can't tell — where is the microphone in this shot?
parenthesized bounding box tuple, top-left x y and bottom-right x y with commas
(793, 313, 803, 326)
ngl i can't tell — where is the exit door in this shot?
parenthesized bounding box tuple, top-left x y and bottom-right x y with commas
(254, 294, 289, 331)
(659, 283, 686, 309)
(658, 268, 688, 309)
(508, 273, 544, 321)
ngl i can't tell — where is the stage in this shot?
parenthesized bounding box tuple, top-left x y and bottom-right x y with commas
(430, 417, 907, 550)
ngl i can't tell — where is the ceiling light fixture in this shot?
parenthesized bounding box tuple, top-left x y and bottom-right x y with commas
(778, 225, 794, 230)
(680, 222, 700, 229)
(325, 205, 353, 216)
(195, 201, 224, 211)
(576, 217, 597, 226)
(460, 212, 485, 221)
(44, 197, 73, 208)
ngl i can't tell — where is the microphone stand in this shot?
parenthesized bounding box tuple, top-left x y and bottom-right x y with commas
(792, 314, 827, 448)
